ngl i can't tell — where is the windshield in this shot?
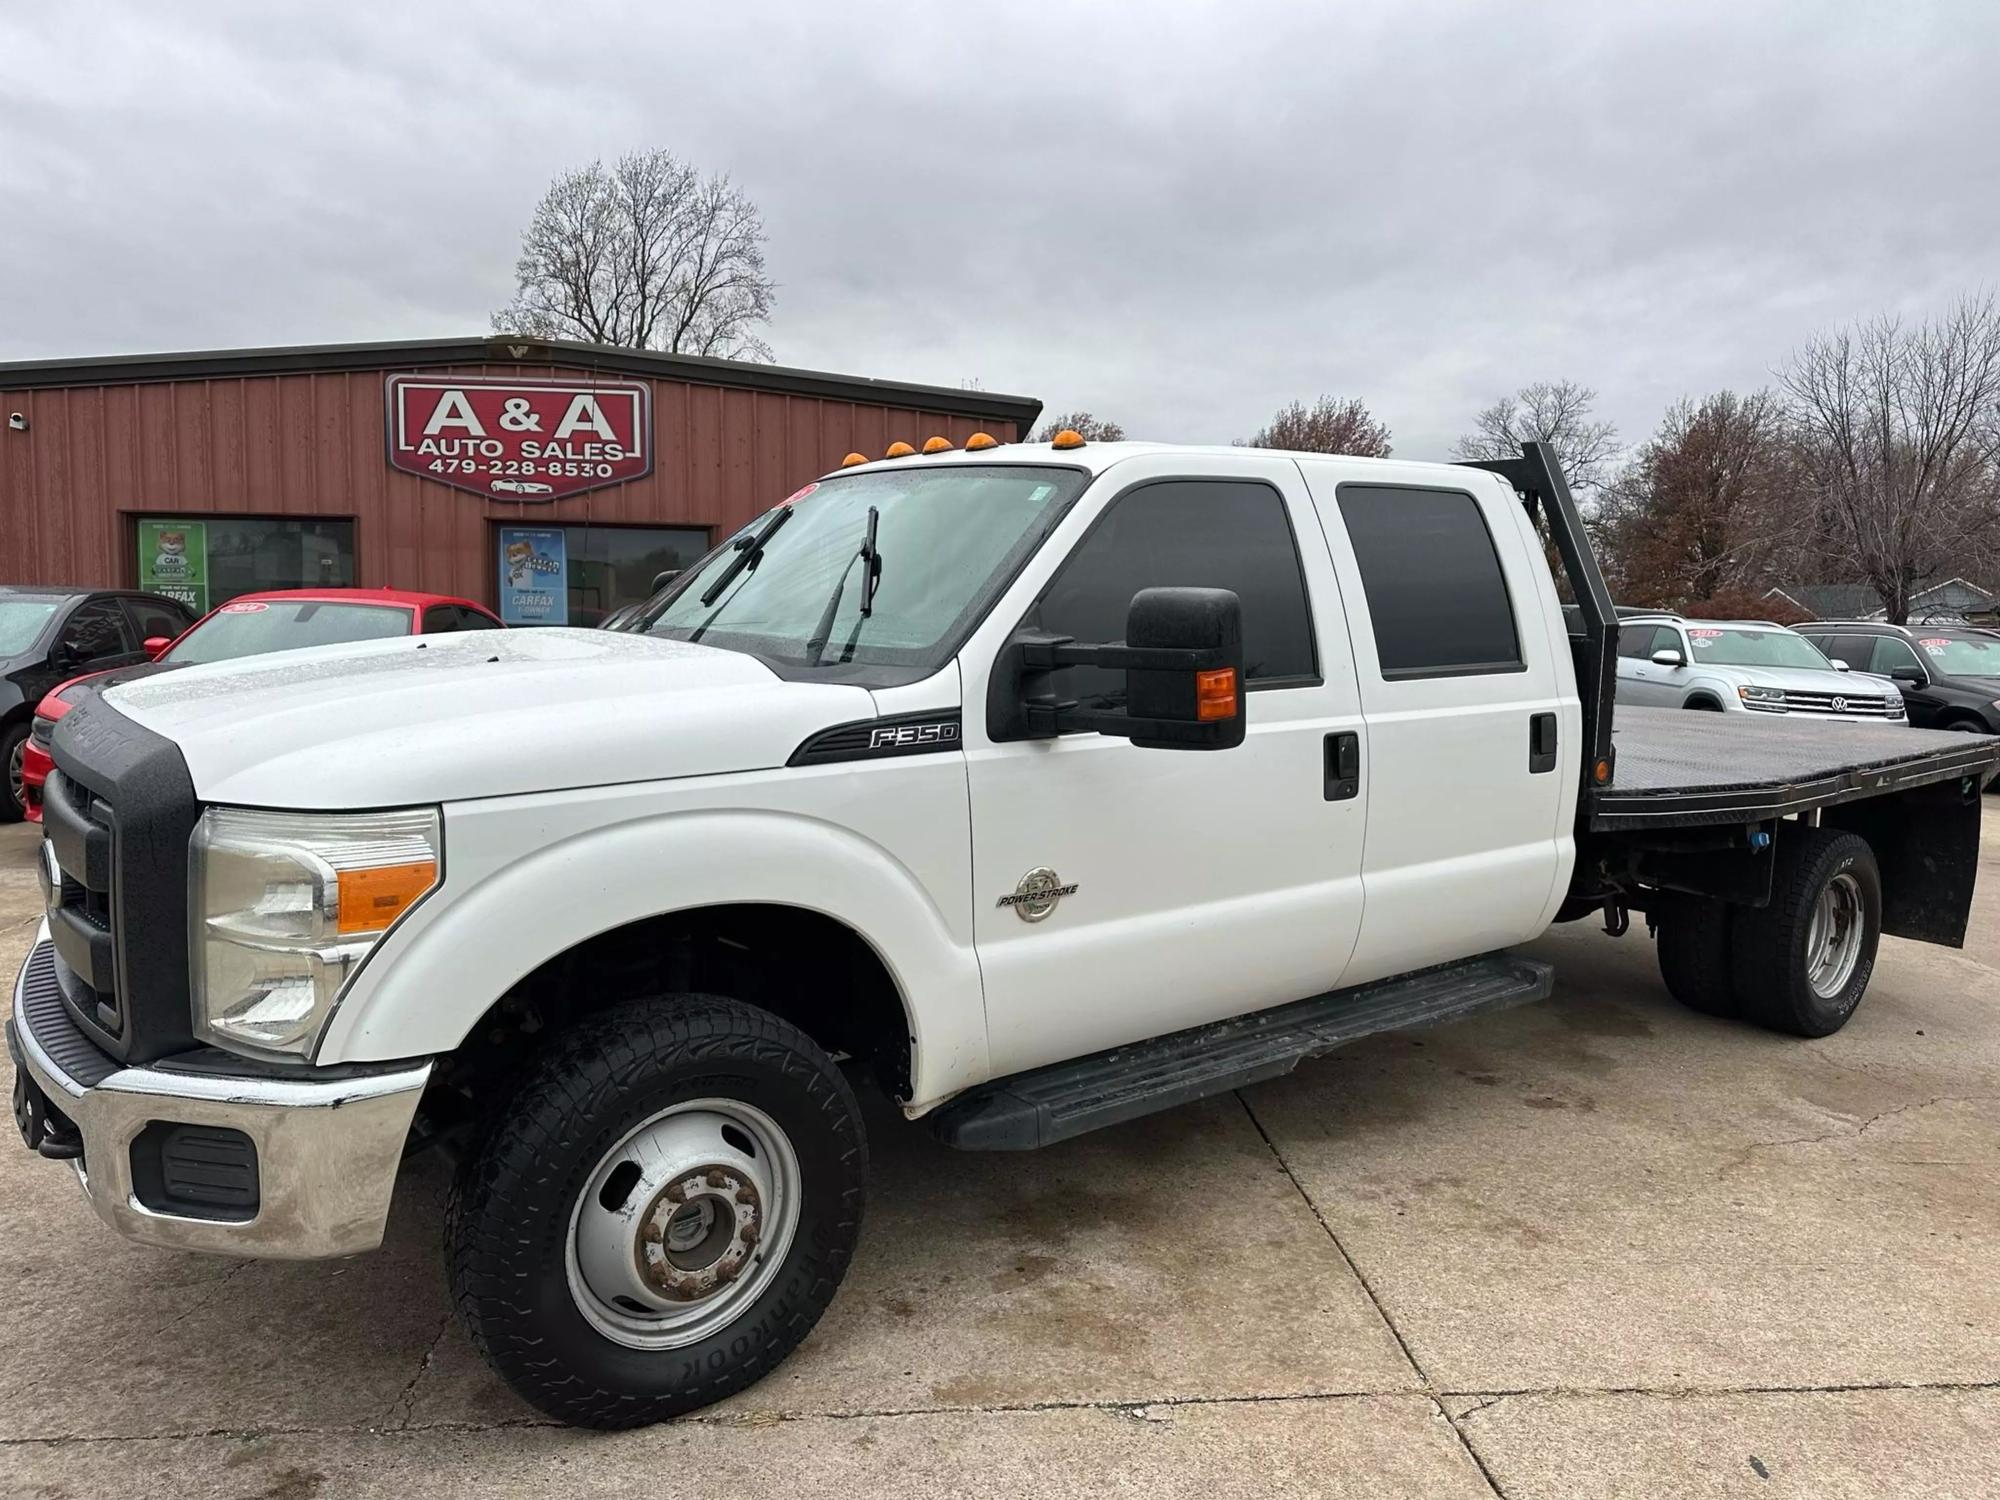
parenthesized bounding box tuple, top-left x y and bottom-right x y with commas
(1914, 633, 2000, 677)
(166, 600, 410, 665)
(644, 464, 1086, 674)
(1684, 626, 1833, 670)
(0, 598, 62, 656)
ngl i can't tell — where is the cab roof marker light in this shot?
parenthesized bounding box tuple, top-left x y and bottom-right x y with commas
(884, 441, 916, 458)
(840, 452, 868, 467)
(1050, 429, 1086, 450)
(964, 432, 1000, 450)
(922, 436, 953, 454)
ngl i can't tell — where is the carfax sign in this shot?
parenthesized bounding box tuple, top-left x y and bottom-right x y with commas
(497, 527, 567, 625)
(385, 375, 652, 501)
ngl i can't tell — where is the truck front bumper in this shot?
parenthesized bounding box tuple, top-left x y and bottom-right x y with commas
(10, 935, 430, 1259)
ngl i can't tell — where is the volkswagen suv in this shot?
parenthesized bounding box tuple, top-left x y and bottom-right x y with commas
(1615, 614, 1905, 721)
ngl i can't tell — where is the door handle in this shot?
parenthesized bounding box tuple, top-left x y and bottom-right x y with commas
(1325, 731, 1360, 801)
(1529, 712, 1558, 774)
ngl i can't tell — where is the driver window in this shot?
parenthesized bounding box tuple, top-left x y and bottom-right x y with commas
(59, 598, 133, 664)
(1871, 637, 1923, 677)
(1023, 479, 1317, 711)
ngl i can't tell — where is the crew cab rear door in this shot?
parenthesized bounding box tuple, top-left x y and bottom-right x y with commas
(1296, 461, 1576, 982)
(960, 453, 1367, 1080)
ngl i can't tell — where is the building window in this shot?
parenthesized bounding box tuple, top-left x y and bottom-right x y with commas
(135, 517, 356, 613)
(1335, 486, 1523, 679)
(497, 523, 711, 626)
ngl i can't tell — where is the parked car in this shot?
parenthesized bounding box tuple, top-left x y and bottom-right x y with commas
(1, 585, 194, 820)
(1793, 621, 2000, 734)
(18, 588, 501, 820)
(1614, 613, 1905, 722)
(17, 437, 2000, 1429)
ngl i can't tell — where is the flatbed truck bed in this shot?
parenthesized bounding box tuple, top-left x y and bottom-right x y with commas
(1590, 709, 2000, 830)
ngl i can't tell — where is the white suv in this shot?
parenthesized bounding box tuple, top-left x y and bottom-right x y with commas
(1615, 614, 1906, 721)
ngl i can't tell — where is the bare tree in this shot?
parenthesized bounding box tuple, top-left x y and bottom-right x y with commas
(1034, 411, 1126, 442)
(494, 151, 775, 360)
(1452, 379, 1620, 493)
(1777, 295, 2000, 622)
(1596, 390, 1794, 608)
(1238, 395, 1391, 457)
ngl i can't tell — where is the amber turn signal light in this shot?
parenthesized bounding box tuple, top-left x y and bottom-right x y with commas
(964, 432, 999, 450)
(1593, 758, 1612, 784)
(840, 452, 868, 467)
(922, 436, 953, 453)
(884, 441, 916, 458)
(1050, 428, 1086, 450)
(1195, 668, 1238, 722)
(336, 860, 438, 936)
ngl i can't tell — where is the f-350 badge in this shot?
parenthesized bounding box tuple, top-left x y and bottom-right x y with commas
(997, 867, 1077, 923)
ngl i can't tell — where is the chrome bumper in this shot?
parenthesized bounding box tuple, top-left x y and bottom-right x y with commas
(11, 936, 430, 1259)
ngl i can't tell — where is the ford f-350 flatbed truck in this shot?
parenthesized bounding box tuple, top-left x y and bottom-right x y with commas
(13, 436, 1998, 1426)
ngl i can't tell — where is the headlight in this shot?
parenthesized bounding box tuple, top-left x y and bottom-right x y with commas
(1737, 685, 1785, 703)
(190, 806, 440, 1058)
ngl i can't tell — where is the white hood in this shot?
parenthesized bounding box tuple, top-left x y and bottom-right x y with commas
(100, 628, 874, 808)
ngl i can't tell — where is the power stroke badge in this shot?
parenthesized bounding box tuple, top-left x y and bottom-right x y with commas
(997, 867, 1078, 923)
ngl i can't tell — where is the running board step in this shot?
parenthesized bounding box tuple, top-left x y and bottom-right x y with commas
(931, 952, 1554, 1150)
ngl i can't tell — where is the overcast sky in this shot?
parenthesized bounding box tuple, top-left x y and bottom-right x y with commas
(2, 1, 1995, 461)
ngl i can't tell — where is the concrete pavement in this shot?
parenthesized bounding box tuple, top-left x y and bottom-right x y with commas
(0, 815, 1994, 1498)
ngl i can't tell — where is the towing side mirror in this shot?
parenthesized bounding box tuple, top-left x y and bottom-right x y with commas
(1650, 648, 1685, 668)
(987, 586, 1246, 750)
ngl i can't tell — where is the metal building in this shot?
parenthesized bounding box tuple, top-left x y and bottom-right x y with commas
(0, 337, 1041, 624)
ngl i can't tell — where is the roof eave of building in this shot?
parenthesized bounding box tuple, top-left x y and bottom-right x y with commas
(0, 334, 1043, 428)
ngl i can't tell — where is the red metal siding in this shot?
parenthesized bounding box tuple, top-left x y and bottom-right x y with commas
(0, 363, 1023, 602)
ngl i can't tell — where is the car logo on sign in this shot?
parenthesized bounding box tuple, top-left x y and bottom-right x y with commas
(996, 867, 1078, 923)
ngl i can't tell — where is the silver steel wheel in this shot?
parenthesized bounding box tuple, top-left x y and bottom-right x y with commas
(1805, 871, 1865, 1000)
(565, 1098, 801, 1351)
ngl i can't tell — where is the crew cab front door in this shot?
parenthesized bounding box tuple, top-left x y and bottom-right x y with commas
(960, 455, 1367, 1079)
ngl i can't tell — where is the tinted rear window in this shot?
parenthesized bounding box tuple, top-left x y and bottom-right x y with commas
(1336, 486, 1521, 677)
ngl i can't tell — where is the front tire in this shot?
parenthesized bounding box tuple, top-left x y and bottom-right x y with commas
(447, 994, 866, 1428)
(1731, 828, 1881, 1038)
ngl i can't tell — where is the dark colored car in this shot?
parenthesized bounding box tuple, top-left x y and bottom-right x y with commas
(1, 586, 196, 820)
(1795, 622, 2000, 733)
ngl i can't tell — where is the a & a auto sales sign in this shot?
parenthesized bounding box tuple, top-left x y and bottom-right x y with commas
(385, 375, 652, 501)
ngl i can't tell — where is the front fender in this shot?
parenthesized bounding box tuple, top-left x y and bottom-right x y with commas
(314, 791, 987, 1111)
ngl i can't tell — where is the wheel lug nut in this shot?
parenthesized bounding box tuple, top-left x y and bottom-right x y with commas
(706, 1169, 730, 1188)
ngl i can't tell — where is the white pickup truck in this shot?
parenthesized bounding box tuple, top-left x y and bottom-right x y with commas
(14, 436, 1999, 1427)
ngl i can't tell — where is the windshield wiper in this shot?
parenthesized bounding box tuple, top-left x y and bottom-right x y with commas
(804, 505, 882, 668)
(699, 506, 794, 609)
(687, 506, 795, 642)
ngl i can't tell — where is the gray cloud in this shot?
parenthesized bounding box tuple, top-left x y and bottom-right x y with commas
(3, 0, 1996, 462)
